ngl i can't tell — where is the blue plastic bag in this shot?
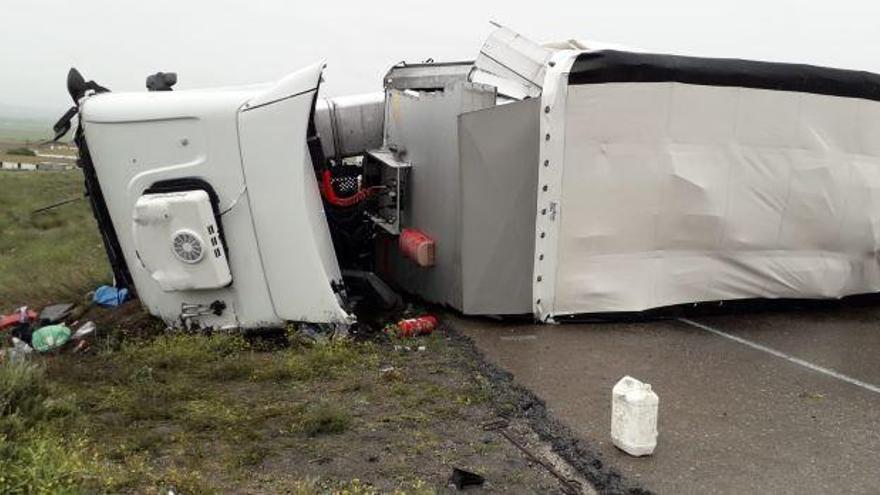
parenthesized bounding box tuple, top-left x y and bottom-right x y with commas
(93, 285, 129, 307)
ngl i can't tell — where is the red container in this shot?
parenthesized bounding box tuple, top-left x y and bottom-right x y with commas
(399, 229, 435, 267)
(0, 307, 37, 331)
(389, 315, 438, 338)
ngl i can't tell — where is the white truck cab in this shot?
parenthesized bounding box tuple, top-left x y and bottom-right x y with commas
(79, 63, 353, 329)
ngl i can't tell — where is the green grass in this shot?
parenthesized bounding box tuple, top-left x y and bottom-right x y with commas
(0, 360, 47, 419)
(5, 147, 36, 157)
(0, 360, 101, 494)
(0, 324, 502, 492)
(34, 334, 386, 491)
(251, 338, 378, 383)
(0, 171, 126, 493)
(0, 430, 98, 494)
(0, 171, 110, 310)
(300, 402, 352, 436)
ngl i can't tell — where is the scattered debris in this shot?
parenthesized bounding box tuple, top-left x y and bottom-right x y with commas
(69, 339, 90, 354)
(449, 467, 485, 490)
(1, 307, 39, 345)
(93, 285, 129, 307)
(0, 297, 97, 359)
(1, 301, 100, 360)
(483, 418, 584, 494)
(12, 337, 33, 356)
(392, 343, 428, 353)
(38, 303, 75, 325)
(0, 306, 37, 331)
(332, 323, 351, 340)
(296, 322, 351, 344)
(1, 337, 35, 362)
(297, 323, 329, 344)
(384, 315, 438, 338)
(71, 321, 96, 341)
(31, 324, 72, 353)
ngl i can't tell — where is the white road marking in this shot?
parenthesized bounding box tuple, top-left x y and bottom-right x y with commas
(678, 318, 880, 395)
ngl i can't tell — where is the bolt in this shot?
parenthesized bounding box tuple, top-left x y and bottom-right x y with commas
(544, 106, 551, 113)
(544, 160, 549, 167)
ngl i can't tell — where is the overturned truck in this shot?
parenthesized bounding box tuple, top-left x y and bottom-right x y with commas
(57, 26, 880, 329)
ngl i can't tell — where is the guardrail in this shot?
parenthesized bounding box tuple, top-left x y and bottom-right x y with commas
(0, 161, 75, 171)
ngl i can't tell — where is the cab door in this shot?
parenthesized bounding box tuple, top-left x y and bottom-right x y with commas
(237, 63, 352, 323)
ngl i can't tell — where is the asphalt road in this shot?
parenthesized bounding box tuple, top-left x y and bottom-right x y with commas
(455, 303, 880, 494)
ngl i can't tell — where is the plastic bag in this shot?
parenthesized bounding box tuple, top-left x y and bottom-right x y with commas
(31, 324, 72, 353)
(93, 285, 129, 307)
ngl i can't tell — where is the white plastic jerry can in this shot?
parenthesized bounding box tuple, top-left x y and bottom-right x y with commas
(611, 376, 659, 456)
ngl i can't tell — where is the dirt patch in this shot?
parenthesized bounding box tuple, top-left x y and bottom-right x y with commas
(443, 320, 652, 495)
(232, 332, 573, 493)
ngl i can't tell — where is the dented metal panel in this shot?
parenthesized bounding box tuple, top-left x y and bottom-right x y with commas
(470, 24, 553, 100)
(459, 98, 539, 314)
(384, 61, 473, 91)
(381, 82, 496, 309)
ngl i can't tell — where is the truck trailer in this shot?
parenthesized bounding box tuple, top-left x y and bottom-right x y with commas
(54, 26, 880, 329)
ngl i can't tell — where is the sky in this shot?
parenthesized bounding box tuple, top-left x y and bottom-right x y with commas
(2, 0, 880, 119)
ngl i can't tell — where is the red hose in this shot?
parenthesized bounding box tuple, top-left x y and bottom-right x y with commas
(320, 170, 381, 207)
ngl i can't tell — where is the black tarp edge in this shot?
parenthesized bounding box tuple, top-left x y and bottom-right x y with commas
(568, 50, 880, 102)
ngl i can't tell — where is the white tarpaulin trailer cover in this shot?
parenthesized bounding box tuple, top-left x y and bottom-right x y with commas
(534, 50, 880, 320)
